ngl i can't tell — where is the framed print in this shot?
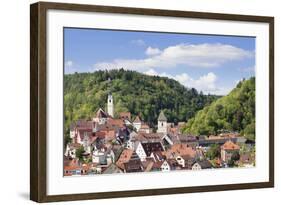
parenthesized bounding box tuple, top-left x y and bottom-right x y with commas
(30, 1, 274, 203)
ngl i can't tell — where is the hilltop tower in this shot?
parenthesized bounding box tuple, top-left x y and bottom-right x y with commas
(157, 110, 167, 133)
(107, 93, 114, 117)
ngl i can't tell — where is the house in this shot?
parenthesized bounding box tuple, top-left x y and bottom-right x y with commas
(133, 116, 142, 132)
(64, 143, 81, 159)
(136, 142, 164, 161)
(82, 134, 97, 154)
(81, 163, 91, 175)
(165, 144, 196, 168)
(141, 157, 155, 172)
(116, 127, 130, 144)
(162, 134, 174, 146)
(165, 143, 196, 159)
(176, 155, 195, 169)
(116, 149, 134, 169)
(150, 151, 166, 162)
(221, 140, 240, 162)
(69, 120, 93, 140)
(93, 108, 110, 125)
(157, 111, 167, 133)
(107, 118, 125, 128)
(239, 153, 255, 167)
(123, 159, 144, 173)
(167, 158, 181, 170)
(63, 159, 81, 176)
(160, 160, 171, 172)
(192, 160, 213, 170)
(139, 123, 151, 133)
(119, 112, 131, 121)
(92, 147, 115, 165)
(125, 131, 138, 150)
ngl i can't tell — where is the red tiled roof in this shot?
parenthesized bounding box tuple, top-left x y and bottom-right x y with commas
(221, 140, 240, 150)
(166, 144, 196, 158)
(116, 149, 134, 170)
(107, 118, 125, 128)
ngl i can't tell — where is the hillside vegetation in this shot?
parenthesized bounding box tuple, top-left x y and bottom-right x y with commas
(182, 77, 255, 140)
(64, 69, 218, 131)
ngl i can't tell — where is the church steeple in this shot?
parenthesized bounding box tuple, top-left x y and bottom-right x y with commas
(107, 93, 114, 117)
(157, 110, 167, 133)
(107, 77, 114, 117)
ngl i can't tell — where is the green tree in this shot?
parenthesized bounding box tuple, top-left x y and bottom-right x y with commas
(76, 145, 85, 162)
(182, 77, 255, 141)
(206, 144, 221, 160)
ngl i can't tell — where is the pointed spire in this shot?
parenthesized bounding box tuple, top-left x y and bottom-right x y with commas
(158, 110, 167, 121)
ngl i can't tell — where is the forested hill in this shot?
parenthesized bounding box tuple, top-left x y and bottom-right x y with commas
(64, 69, 218, 130)
(182, 77, 255, 140)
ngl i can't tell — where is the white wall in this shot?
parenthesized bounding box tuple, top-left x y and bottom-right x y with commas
(0, 0, 279, 204)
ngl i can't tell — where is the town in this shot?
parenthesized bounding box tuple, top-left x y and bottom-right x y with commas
(64, 94, 255, 176)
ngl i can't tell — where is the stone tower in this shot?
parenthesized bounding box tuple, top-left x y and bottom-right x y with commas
(107, 93, 114, 117)
(157, 110, 167, 133)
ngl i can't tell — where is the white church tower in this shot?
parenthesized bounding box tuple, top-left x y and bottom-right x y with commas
(157, 110, 167, 133)
(107, 94, 114, 117)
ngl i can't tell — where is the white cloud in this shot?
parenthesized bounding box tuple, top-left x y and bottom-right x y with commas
(143, 69, 230, 95)
(130, 39, 146, 46)
(144, 69, 159, 76)
(145, 47, 161, 56)
(93, 43, 253, 71)
(65, 60, 73, 67)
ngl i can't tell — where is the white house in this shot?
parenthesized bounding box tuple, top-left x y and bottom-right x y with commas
(64, 143, 81, 159)
(133, 116, 142, 132)
(92, 148, 115, 165)
(135, 142, 147, 161)
(136, 142, 164, 161)
(160, 160, 171, 172)
(92, 108, 109, 125)
(157, 111, 167, 134)
(192, 160, 212, 170)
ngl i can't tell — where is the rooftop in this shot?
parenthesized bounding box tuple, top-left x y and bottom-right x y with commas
(158, 110, 167, 121)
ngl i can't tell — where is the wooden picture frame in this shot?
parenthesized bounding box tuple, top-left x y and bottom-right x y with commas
(30, 1, 274, 203)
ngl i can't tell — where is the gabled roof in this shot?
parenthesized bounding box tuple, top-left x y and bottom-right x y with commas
(124, 159, 143, 172)
(158, 110, 167, 121)
(194, 160, 212, 169)
(72, 120, 93, 130)
(221, 140, 240, 150)
(107, 118, 125, 128)
(141, 142, 164, 156)
(165, 144, 196, 159)
(133, 116, 142, 123)
(95, 108, 109, 118)
(116, 149, 134, 169)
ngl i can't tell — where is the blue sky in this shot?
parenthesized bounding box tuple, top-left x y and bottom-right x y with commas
(64, 28, 255, 95)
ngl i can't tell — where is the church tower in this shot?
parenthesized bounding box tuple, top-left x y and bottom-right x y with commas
(107, 94, 114, 117)
(157, 110, 167, 133)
